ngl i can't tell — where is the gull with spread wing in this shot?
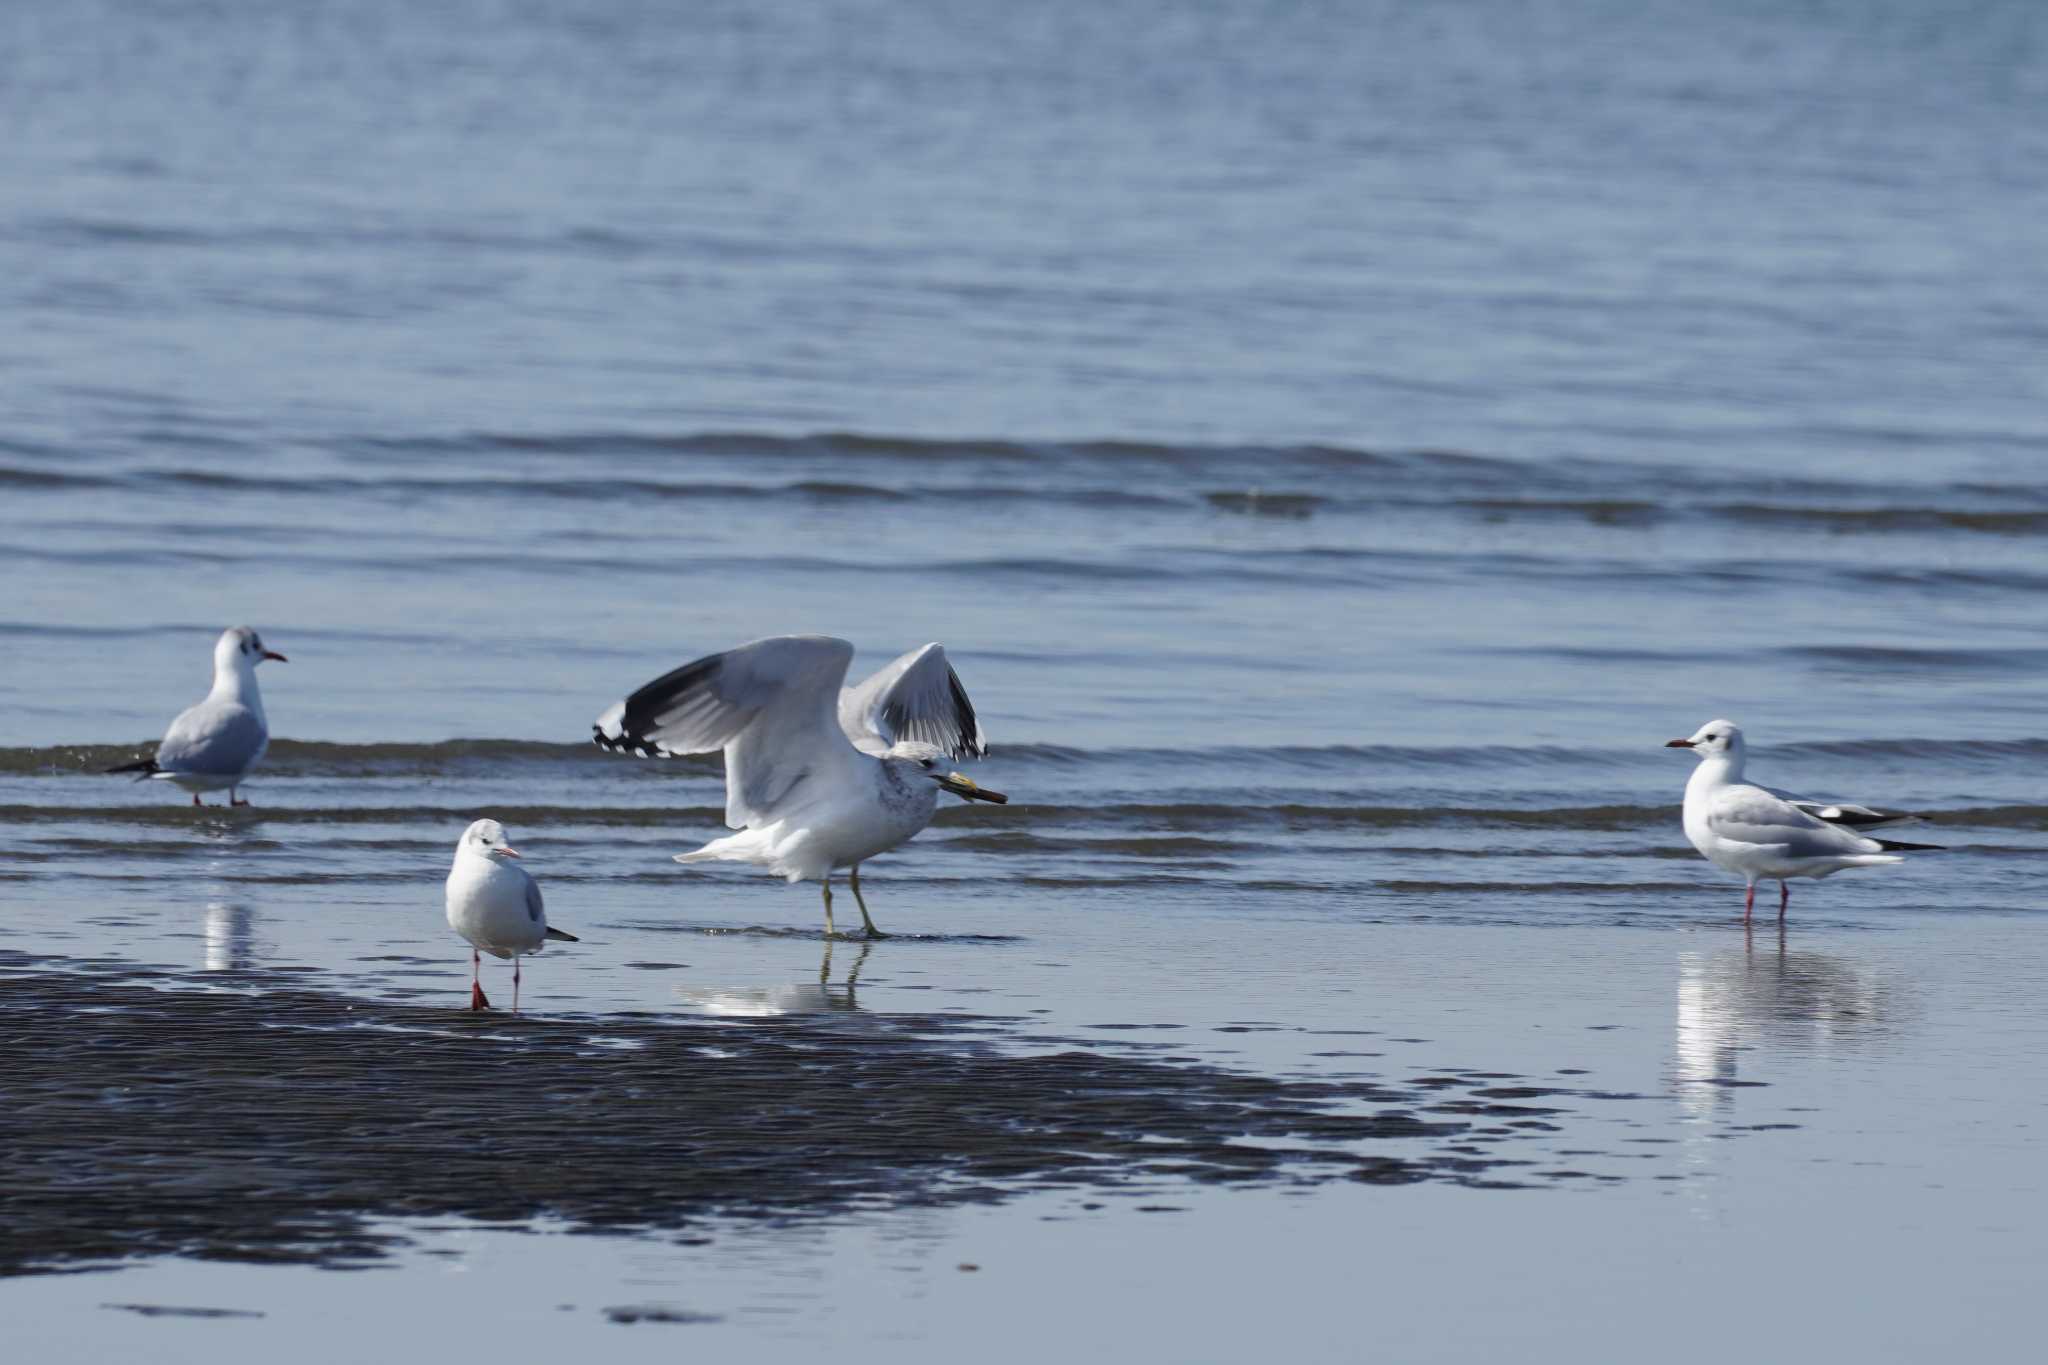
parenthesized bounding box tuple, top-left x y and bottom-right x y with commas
(1667, 719, 1940, 922)
(593, 636, 1008, 938)
(106, 626, 286, 807)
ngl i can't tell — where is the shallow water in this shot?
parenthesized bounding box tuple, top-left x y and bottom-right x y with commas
(6, 915, 2047, 1363)
(4, 0, 2047, 1358)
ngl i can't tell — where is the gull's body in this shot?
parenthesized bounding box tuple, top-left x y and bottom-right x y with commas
(1667, 720, 1936, 921)
(445, 818, 577, 1010)
(594, 635, 1007, 937)
(107, 627, 285, 806)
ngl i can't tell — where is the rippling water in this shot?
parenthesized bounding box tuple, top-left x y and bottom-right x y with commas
(3, 0, 2046, 1359)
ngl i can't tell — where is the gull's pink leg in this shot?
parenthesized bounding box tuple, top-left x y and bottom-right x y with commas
(192, 794, 203, 808)
(1744, 883, 1755, 922)
(1778, 881, 1790, 921)
(470, 947, 491, 1011)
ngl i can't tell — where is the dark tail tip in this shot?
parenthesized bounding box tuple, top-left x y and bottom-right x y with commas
(1875, 838, 1944, 852)
(545, 926, 580, 943)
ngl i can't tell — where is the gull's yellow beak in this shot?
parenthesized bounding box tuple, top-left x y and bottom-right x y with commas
(936, 771, 1008, 804)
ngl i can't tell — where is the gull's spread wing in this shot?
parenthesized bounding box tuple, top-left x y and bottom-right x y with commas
(837, 642, 987, 759)
(596, 635, 862, 828)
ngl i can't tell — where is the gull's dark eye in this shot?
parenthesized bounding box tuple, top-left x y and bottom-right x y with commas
(920, 759, 935, 770)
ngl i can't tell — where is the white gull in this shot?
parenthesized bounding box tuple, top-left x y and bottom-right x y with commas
(1667, 719, 1939, 922)
(107, 626, 285, 807)
(593, 635, 1007, 938)
(446, 818, 578, 1011)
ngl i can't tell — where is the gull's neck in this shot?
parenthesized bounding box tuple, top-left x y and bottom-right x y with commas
(209, 652, 265, 716)
(1685, 750, 1742, 799)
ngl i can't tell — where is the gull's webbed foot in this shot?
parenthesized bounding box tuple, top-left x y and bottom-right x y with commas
(850, 864, 888, 939)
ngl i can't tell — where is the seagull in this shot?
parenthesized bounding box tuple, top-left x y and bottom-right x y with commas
(1666, 720, 1940, 922)
(593, 635, 1008, 938)
(106, 626, 286, 806)
(445, 818, 578, 1011)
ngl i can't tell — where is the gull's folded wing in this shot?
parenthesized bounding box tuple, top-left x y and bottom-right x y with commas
(837, 642, 987, 760)
(1764, 785, 1916, 831)
(1707, 785, 1879, 858)
(155, 700, 266, 777)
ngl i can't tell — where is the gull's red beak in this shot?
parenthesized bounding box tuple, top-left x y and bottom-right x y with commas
(262, 650, 288, 662)
(499, 846, 522, 859)
(1665, 738, 1695, 748)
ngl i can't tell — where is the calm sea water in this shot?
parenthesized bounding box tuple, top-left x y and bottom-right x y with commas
(2, 1, 2046, 1360)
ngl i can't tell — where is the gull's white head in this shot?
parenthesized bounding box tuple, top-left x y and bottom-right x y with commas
(459, 818, 522, 860)
(887, 741, 1009, 805)
(216, 626, 287, 673)
(1667, 719, 1744, 762)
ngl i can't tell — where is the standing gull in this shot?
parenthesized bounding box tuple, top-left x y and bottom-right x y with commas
(446, 818, 578, 1011)
(107, 626, 286, 806)
(593, 635, 1008, 938)
(1667, 720, 1939, 922)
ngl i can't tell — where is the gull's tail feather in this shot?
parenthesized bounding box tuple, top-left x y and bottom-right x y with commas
(1874, 837, 1944, 852)
(544, 926, 579, 942)
(672, 829, 824, 881)
(675, 830, 776, 867)
(105, 757, 160, 782)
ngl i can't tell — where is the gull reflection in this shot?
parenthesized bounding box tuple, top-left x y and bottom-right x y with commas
(203, 901, 257, 971)
(1674, 937, 1911, 1122)
(674, 940, 871, 1017)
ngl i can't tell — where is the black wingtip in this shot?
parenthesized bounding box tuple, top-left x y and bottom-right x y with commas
(545, 926, 580, 942)
(105, 758, 159, 778)
(592, 651, 729, 759)
(1830, 809, 1916, 829)
(1875, 838, 1944, 852)
(592, 724, 669, 759)
(946, 665, 987, 760)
